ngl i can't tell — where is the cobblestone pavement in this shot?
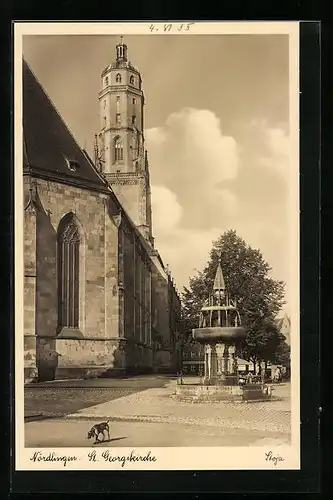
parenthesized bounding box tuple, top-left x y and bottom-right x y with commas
(24, 376, 174, 419)
(67, 381, 291, 435)
(25, 417, 290, 448)
(24, 388, 143, 418)
(25, 376, 292, 439)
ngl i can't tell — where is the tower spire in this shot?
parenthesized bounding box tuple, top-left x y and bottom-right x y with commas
(116, 36, 127, 62)
(93, 133, 99, 168)
(213, 253, 225, 292)
(211, 254, 227, 307)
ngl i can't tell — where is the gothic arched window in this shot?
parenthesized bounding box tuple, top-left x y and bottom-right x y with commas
(58, 214, 80, 329)
(105, 76, 109, 86)
(130, 75, 135, 85)
(114, 138, 124, 162)
(116, 73, 122, 83)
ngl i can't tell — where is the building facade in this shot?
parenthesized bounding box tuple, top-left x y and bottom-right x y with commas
(23, 41, 181, 383)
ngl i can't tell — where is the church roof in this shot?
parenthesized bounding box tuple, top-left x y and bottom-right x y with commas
(23, 59, 108, 192)
(101, 60, 140, 77)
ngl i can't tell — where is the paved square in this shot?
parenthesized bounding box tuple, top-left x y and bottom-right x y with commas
(24, 377, 291, 447)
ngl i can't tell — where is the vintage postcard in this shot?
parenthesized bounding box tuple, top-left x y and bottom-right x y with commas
(14, 21, 300, 471)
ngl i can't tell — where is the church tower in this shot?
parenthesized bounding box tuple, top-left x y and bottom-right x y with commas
(97, 38, 153, 244)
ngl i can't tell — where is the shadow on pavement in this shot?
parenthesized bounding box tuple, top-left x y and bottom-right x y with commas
(25, 374, 177, 389)
(91, 437, 127, 446)
(24, 413, 66, 423)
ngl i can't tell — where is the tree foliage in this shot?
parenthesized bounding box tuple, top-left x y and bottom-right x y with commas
(181, 230, 286, 367)
(273, 338, 291, 367)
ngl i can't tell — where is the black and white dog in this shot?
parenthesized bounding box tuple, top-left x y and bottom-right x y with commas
(87, 420, 110, 444)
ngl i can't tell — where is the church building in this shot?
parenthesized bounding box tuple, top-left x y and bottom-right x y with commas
(23, 40, 181, 383)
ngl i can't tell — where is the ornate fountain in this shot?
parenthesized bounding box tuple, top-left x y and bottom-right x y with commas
(193, 255, 245, 386)
(173, 256, 274, 402)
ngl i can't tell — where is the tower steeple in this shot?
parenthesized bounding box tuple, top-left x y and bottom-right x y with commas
(97, 41, 153, 244)
(116, 36, 128, 62)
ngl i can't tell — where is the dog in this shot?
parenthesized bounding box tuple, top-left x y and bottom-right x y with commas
(87, 420, 110, 444)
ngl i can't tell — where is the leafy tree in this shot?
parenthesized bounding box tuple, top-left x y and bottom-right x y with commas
(181, 230, 286, 372)
(273, 338, 291, 367)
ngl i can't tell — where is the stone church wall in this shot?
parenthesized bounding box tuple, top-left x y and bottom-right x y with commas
(23, 176, 164, 381)
(121, 223, 153, 373)
(23, 176, 124, 381)
(151, 259, 172, 372)
(24, 199, 38, 382)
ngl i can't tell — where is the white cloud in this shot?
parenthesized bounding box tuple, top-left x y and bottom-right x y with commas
(162, 108, 239, 183)
(151, 185, 182, 232)
(147, 108, 241, 290)
(146, 108, 240, 230)
(147, 110, 291, 315)
(218, 189, 239, 216)
(146, 127, 167, 146)
(249, 120, 290, 178)
(153, 226, 223, 291)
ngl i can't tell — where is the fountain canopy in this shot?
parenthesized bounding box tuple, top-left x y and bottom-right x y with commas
(192, 256, 245, 344)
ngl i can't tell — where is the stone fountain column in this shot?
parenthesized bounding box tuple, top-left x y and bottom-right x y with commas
(210, 343, 218, 383)
(228, 345, 236, 373)
(222, 344, 229, 374)
(214, 343, 237, 385)
(204, 345, 210, 380)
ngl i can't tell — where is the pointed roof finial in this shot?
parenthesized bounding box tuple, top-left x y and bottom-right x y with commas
(213, 255, 225, 291)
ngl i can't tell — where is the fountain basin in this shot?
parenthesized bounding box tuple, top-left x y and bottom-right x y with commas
(192, 326, 245, 344)
(173, 383, 274, 403)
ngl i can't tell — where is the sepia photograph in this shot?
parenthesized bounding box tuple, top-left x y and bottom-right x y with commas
(15, 22, 300, 470)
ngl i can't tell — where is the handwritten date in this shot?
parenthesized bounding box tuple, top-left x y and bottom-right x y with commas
(149, 23, 194, 33)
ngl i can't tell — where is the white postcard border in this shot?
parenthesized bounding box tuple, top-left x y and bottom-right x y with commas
(14, 21, 300, 471)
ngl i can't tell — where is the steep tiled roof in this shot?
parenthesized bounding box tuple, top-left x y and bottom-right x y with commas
(23, 59, 108, 192)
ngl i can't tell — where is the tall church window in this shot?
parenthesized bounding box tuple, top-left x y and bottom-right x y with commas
(115, 138, 124, 162)
(130, 75, 135, 85)
(116, 113, 121, 124)
(105, 76, 109, 86)
(116, 73, 122, 83)
(58, 214, 80, 329)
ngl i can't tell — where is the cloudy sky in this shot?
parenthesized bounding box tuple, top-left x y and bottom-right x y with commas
(23, 34, 293, 314)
